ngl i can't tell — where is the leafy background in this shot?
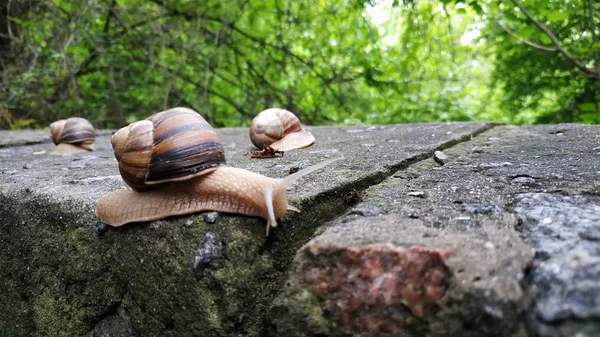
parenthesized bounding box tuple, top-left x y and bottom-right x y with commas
(0, 0, 598, 129)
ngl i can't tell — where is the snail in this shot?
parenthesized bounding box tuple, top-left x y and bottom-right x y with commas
(95, 107, 341, 235)
(49, 117, 95, 155)
(249, 108, 315, 152)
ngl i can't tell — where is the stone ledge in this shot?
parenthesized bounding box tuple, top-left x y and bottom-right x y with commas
(0, 122, 493, 337)
(271, 124, 600, 337)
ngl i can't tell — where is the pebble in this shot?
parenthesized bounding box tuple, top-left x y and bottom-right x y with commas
(433, 150, 448, 165)
(23, 164, 32, 169)
(471, 146, 484, 153)
(347, 205, 387, 218)
(464, 203, 505, 215)
(407, 191, 426, 198)
(95, 221, 109, 236)
(193, 232, 226, 280)
(202, 212, 219, 224)
(510, 176, 537, 187)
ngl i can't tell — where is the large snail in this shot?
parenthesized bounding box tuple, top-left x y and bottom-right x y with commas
(249, 108, 315, 151)
(95, 107, 340, 235)
(49, 117, 95, 155)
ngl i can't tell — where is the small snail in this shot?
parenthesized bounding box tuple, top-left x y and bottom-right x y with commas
(95, 107, 340, 235)
(249, 108, 315, 151)
(49, 117, 95, 155)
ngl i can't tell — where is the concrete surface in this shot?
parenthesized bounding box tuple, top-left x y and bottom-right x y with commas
(1, 122, 598, 337)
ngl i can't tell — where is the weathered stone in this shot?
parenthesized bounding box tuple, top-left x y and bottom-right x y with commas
(0, 122, 491, 336)
(271, 124, 600, 337)
(433, 150, 448, 165)
(192, 231, 227, 280)
(346, 205, 387, 218)
(92, 308, 135, 337)
(515, 193, 600, 337)
(202, 211, 220, 224)
(270, 215, 532, 337)
(301, 241, 451, 335)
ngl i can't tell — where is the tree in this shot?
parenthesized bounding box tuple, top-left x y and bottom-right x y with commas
(456, 0, 599, 123)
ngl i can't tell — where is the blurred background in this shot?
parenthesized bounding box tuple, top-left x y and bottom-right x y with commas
(0, 0, 598, 129)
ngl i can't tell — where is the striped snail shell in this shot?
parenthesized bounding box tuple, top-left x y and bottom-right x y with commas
(49, 117, 95, 154)
(97, 106, 343, 235)
(110, 107, 226, 191)
(249, 108, 315, 152)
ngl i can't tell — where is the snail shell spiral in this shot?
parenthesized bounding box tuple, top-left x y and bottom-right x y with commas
(111, 107, 226, 191)
(249, 108, 315, 151)
(49, 117, 95, 154)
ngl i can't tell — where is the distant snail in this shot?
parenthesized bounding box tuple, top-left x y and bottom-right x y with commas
(249, 108, 315, 151)
(95, 107, 341, 235)
(49, 117, 95, 155)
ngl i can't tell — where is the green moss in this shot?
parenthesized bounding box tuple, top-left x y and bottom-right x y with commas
(33, 288, 83, 337)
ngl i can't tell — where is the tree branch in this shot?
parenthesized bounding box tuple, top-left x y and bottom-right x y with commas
(496, 20, 557, 52)
(586, 0, 599, 69)
(509, 0, 600, 79)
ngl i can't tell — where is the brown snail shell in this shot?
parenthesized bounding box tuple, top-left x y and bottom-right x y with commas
(249, 108, 315, 151)
(49, 117, 95, 154)
(110, 107, 226, 191)
(96, 106, 342, 236)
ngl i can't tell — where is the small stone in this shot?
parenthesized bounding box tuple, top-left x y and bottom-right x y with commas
(407, 191, 426, 198)
(184, 219, 194, 227)
(510, 176, 537, 187)
(433, 150, 448, 165)
(464, 203, 505, 215)
(202, 212, 219, 224)
(193, 232, 226, 280)
(23, 164, 32, 169)
(471, 146, 484, 153)
(95, 221, 109, 236)
(347, 205, 387, 218)
(474, 162, 512, 170)
(92, 311, 135, 337)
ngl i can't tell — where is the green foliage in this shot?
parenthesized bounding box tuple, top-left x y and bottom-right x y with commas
(0, 0, 598, 129)
(457, 0, 600, 124)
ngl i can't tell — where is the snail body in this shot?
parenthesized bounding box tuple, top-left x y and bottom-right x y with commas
(249, 108, 315, 151)
(49, 117, 95, 154)
(96, 107, 339, 235)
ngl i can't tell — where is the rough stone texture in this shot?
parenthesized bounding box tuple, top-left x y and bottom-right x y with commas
(0, 122, 491, 337)
(3, 123, 599, 337)
(515, 193, 600, 337)
(301, 242, 452, 335)
(270, 215, 532, 337)
(270, 124, 600, 337)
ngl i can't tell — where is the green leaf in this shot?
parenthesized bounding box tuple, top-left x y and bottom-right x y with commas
(539, 34, 552, 44)
(546, 11, 568, 21)
(578, 103, 597, 112)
